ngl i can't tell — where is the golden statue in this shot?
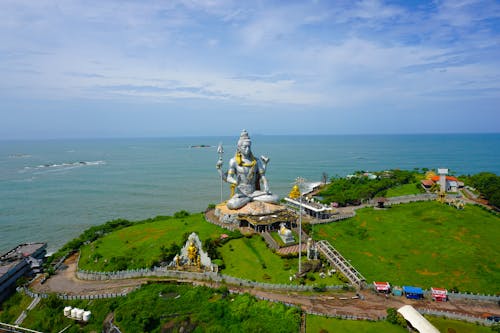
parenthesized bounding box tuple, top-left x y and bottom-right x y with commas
(289, 184, 301, 199)
(187, 240, 198, 265)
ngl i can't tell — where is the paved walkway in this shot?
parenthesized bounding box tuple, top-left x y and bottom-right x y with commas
(276, 243, 307, 255)
(13, 296, 40, 326)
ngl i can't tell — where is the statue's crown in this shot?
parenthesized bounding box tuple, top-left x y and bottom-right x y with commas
(238, 129, 251, 146)
(240, 129, 249, 140)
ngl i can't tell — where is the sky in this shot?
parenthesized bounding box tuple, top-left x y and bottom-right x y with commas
(1, 0, 499, 139)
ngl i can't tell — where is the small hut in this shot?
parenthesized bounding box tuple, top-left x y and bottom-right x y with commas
(431, 287, 448, 302)
(374, 197, 388, 209)
(373, 281, 391, 294)
(403, 286, 424, 299)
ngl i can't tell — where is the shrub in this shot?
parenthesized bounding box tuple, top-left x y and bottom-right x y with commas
(174, 210, 190, 218)
(386, 308, 406, 327)
(313, 283, 327, 292)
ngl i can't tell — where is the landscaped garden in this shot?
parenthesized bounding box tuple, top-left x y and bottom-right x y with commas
(313, 201, 500, 294)
(218, 235, 343, 285)
(77, 200, 499, 293)
(77, 211, 343, 285)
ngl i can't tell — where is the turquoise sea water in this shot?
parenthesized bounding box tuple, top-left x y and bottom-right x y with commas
(1, 134, 499, 253)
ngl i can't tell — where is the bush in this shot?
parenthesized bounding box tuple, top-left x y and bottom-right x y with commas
(313, 283, 327, 292)
(386, 308, 406, 327)
(174, 210, 190, 218)
(319, 169, 417, 206)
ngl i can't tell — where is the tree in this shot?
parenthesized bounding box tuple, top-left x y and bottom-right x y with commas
(386, 308, 406, 327)
(466, 172, 500, 208)
(322, 172, 329, 184)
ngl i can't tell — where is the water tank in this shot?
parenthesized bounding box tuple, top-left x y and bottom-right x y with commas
(76, 308, 84, 320)
(82, 311, 91, 322)
(63, 306, 72, 316)
(70, 308, 78, 318)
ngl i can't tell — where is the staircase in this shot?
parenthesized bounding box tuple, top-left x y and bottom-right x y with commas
(316, 240, 366, 287)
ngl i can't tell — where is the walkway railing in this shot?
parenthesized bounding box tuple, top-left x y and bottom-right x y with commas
(0, 322, 43, 333)
(316, 240, 366, 287)
(75, 266, 347, 292)
(261, 232, 279, 250)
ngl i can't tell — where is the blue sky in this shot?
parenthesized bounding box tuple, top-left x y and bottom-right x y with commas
(1, 0, 499, 139)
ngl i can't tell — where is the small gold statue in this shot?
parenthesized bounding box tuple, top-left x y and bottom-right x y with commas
(187, 240, 198, 265)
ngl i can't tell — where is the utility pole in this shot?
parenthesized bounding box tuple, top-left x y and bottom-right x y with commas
(295, 177, 306, 275)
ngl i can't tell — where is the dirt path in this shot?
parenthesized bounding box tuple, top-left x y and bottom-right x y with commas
(32, 254, 149, 296)
(31, 254, 500, 320)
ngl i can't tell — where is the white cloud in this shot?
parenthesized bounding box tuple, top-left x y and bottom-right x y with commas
(0, 0, 499, 127)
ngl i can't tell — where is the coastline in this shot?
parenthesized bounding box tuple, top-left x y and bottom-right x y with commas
(1, 133, 499, 254)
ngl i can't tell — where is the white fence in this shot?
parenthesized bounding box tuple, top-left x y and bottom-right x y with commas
(18, 286, 132, 301)
(418, 308, 494, 326)
(76, 267, 346, 292)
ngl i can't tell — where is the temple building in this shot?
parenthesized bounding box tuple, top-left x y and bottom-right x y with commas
(284, 197, 335, 220)
(0, 243, 47, 302)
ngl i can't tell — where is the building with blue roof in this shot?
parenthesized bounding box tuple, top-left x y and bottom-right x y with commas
(403, 286, 424, 299)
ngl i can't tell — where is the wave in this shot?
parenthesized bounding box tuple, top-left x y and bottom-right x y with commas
(9, 154, 32, 158)
(22, 160, 106, 171)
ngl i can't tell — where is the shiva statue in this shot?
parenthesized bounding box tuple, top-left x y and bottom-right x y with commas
(216, 130, 279, 210)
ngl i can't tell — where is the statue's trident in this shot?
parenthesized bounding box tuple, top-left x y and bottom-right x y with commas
(216, 142, 224, 203)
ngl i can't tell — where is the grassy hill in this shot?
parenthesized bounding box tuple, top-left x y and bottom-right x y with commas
(77, 202, 499, 293)
(79, 213, 226, 271)
(313, 201, 500, 294)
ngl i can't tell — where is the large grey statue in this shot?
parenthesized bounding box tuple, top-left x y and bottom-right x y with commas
(216, 130, 279, 210)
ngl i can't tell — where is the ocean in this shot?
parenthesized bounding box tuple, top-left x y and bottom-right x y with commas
(1, 133, 499, 253)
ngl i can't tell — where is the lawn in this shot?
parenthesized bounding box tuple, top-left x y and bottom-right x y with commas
(385, 183, 423, 197)
(79, 213, 226, 271)
(425, 316, 492, 333)
(78, 212, 343, 285)
(313, 201, 500, 294)
(306, 315, 493, 333)
(219, 235, 343, 285)
(306, 316, 407, 333)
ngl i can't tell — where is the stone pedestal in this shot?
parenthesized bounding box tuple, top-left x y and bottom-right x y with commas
(215, 201, 284, 223)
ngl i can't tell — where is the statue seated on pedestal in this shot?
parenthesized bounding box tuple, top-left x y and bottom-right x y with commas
(217, 130, 279, 210)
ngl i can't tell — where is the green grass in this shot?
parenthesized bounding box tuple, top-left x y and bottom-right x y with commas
(0, 291, 33, 323)
(306, 316, 407, 333)
(79, 212, 342, 285)
(21, 294, 116, 333)
(79, 213, 226, 271)
(220, 235, 296, 283)
(20, 284, 301, 332)
(306, 315, 493, 333)
(425, 316, 492, 333)
(314, 201, 500, 294)
(385, 183, 423, 197)
(219, 235, 343, 285)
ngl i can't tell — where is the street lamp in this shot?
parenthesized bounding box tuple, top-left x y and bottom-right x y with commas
(295, 177, 306, 275)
